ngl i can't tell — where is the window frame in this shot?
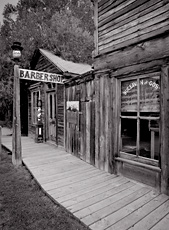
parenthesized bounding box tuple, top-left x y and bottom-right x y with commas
(118, 72, 161, 167)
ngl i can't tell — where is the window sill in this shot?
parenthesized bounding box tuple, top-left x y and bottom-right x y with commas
(115, 157, 161, 173)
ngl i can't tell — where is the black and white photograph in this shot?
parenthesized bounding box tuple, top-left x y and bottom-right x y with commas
(1, 0, 169, 229)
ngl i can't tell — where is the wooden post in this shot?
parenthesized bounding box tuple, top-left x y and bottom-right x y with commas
(12, 64, 22, 167)
(55, 83, 58, 146)
(0, 126, 2, 160)
(160, 66, 169, 195)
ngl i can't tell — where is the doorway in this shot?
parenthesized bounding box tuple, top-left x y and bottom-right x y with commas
(47, 91, 57, 142)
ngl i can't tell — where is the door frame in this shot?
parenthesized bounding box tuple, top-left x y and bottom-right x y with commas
(45, 86, 58, 145)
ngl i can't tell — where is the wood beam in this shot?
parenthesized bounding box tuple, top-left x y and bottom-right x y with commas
(160, 66, 169, 195)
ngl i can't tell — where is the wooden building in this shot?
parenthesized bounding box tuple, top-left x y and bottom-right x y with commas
(91, 0, 169, 194)
(28, 48, 91, 146)
(66, 0, 169, 194)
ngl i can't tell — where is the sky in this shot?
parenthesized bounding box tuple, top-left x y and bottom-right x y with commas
(0, 0, 18, 24)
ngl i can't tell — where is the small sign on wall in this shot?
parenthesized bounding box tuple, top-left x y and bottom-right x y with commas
(67, 101, 79, 112)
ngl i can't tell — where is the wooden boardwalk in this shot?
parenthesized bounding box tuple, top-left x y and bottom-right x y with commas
(2, 133, 169, 230)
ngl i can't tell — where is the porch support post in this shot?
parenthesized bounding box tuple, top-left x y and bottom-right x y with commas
(160, 66, 169, 195)
(12, 64, 22, 167)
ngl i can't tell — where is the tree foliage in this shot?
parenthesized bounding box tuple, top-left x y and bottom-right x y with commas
(0, 0, 94, 122)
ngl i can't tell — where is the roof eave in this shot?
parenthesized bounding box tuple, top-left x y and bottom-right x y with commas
(39, 49, 64, 73)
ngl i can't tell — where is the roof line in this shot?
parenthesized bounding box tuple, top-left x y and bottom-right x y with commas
(39, 48, 64, 73)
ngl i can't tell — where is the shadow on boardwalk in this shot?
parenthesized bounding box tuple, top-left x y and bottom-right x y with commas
(2, 127, 169, 230)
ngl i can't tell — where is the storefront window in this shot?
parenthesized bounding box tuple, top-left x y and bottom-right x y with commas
(120, 75, 160, 161)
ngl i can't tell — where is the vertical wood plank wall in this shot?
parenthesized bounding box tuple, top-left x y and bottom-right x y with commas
(65, 75, 96, 166)
(57, 84, 64, 146)
(95, 71, 112, 172)
(65, 72, 113, 172)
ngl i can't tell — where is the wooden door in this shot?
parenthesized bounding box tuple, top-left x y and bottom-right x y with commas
(66, 109, 80, 156)
(47, 91, 57, 142)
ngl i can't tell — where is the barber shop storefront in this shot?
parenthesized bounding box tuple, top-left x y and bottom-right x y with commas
(28, 48, 91, 147)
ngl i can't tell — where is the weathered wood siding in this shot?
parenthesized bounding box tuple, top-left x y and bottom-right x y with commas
(57, 84, 64, 146)
(95, 71, 112, 172)
(65, 71, 113, 172)
(97, 0, 169, 55)
(65, 73, 96, 166)
(92, 0, 169, 193)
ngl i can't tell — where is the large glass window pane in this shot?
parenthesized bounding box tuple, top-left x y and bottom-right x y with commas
(140, 119, 151, 158)
(121, 80, 137, 112)
(121, 118, 137, 155)
(139, 119, 160, 160)
(140, 77, 160, 113)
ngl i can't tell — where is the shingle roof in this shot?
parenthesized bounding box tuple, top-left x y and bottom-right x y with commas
(39, 49, 92, 75)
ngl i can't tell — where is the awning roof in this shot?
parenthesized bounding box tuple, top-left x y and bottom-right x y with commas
(39, 49, 92, 75)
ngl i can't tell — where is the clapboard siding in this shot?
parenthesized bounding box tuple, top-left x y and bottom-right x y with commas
(99, 0, 138, 21)
(98, 0, 162, 35)
(99, 9, 169, 52)
(96, 0, 169, 55)
(99, 4, 169, 44)
(99, 0, 126, 15)
(94, 33, 169, 72)
(98, 0, 147, 27)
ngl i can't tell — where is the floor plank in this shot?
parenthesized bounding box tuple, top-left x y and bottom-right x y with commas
(150, 213, 169, 230)
(47, 173, 114, 197)
(107, 194, 168, 230)
(81, 186, 154, 226)
(69, 181, 136, 213)
(57, 177, 128, 204)
(61, 177, 128, 208)
(128, 199, 169, 230)
(74, 184, 149, 221)
(90, 190, 159, 230)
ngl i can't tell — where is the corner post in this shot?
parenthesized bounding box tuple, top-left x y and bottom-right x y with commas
(12, 64, 22, 166)
(160, 66, 169, 195)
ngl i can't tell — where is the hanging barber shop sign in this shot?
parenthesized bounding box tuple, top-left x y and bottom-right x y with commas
(19, 69, 64, 84)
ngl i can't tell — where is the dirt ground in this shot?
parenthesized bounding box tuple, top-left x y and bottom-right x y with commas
(0, 148, 90, 230)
